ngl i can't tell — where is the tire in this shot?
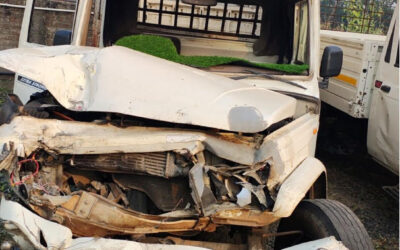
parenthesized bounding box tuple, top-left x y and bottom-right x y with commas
(274, 199, 373, 250)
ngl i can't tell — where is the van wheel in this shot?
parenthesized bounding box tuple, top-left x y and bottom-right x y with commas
(274, 199, 373, 250)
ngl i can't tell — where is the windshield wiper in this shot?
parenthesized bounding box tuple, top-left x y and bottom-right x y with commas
(230, 70, 307, 90)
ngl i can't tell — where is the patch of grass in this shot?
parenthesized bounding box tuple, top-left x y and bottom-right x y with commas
(116, 34, 309, 74)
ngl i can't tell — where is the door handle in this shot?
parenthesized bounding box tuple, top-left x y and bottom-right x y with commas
(381, 85, 391, 93)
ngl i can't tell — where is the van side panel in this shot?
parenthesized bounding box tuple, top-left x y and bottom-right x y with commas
(367, 5, 399, 174)
(319, 30, 386, 118)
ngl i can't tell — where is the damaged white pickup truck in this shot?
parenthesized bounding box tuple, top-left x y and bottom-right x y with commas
(0, 0, 373, 249)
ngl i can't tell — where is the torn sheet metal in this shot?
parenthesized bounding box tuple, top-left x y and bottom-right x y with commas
(0, 197, 72, 250)
(0, 116, 256, 165)
(0, 199, 208, 250)
(0, 45, 297, 133)
(189, 164, 217, 215)
(273, 157, 326, 217)
(1, 198, 344, 250)
(0, 112, 318, 171)
(30, 191, 215, 236)
(256, 112, 319, 191)
(0, 113, 323, 236)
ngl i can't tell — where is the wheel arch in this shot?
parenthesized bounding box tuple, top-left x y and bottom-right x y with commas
(306, 172, 327, 199)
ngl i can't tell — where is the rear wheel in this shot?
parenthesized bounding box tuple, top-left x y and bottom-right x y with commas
(274, 199, 373, 250)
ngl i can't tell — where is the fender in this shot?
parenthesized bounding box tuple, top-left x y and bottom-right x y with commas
(272, 157, 326, 217)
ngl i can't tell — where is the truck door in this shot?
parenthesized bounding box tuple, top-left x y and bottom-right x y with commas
(13, 0, 78, 103)
(367, 5, 399, 174)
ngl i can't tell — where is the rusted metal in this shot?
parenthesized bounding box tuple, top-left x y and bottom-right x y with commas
(262, 230, 303, 238)
(211, 208, 279, 227)
(31, 191, 215, 236)
(29, 189, 282, 237)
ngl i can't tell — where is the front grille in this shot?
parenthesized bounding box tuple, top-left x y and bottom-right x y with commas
(70, 152, 168, 177)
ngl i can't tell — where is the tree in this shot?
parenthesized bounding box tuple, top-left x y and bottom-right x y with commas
(320, 0, 396, 34)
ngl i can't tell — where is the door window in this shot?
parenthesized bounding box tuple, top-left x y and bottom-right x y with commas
(28, 0, 78, 45)
(384, 22, 395, 63)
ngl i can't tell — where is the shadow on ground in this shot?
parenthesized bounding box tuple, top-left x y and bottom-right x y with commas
(317, 103, 398, 250)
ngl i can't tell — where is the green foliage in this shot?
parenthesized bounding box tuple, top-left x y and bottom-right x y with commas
(320, 0, 396, 35)
(116, 35, 309, 74)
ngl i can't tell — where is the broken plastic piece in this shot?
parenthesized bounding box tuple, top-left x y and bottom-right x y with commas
(189, 164, 217, 215)
(236, 188, 251, 207)
(239, 182, 268, 209)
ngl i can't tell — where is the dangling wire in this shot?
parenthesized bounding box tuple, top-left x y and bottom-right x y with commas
(10, 154, 40, 186)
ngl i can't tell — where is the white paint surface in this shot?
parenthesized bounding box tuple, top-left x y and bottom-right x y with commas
(0, 45, 297, 133)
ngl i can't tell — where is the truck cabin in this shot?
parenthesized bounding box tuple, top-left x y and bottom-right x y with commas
(103, 0, 309, 72)
(27, 0, 311, 76)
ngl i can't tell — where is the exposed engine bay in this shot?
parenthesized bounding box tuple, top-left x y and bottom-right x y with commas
(0, 44, 326, 248)
(0, 89, 324, 243)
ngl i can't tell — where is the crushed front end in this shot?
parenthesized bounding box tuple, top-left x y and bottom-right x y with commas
(0, 45, 326, 248)
(0, 102, 323, 236)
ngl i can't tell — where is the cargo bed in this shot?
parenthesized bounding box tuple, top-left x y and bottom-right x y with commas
(320, 30, 386, 118)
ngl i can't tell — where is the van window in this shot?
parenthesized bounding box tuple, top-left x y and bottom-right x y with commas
(292, 0, 308, 64)
(384, 22, 395, 63)
(28, 0, 78, 45)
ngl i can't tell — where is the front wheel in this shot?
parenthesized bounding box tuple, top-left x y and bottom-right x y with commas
(274, 199, 373, 250)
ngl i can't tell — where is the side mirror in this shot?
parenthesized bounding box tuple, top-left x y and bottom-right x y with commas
(319, 46, 343, 89)
(182, 0, 217, 6)
(53, 30, 72, 46)
(320, 46, 343, 77)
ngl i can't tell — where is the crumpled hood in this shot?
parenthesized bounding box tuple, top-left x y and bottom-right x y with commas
(0, 45, 296, 133)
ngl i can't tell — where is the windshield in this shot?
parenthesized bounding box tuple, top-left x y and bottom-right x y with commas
(102, 0, 309, 76)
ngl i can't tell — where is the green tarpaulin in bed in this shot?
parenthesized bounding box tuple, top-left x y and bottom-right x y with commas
(116, 34, 308, 74)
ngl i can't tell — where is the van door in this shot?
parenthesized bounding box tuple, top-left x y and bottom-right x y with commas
(14, 0, 78, 103)
(367, 5, 399, 174)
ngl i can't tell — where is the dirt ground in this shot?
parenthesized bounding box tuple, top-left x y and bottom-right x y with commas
(0, 79, 398, 249)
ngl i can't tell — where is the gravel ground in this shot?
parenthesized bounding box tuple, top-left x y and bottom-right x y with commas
(0, 80, 398, 249)
(317, 104, 399, 250)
